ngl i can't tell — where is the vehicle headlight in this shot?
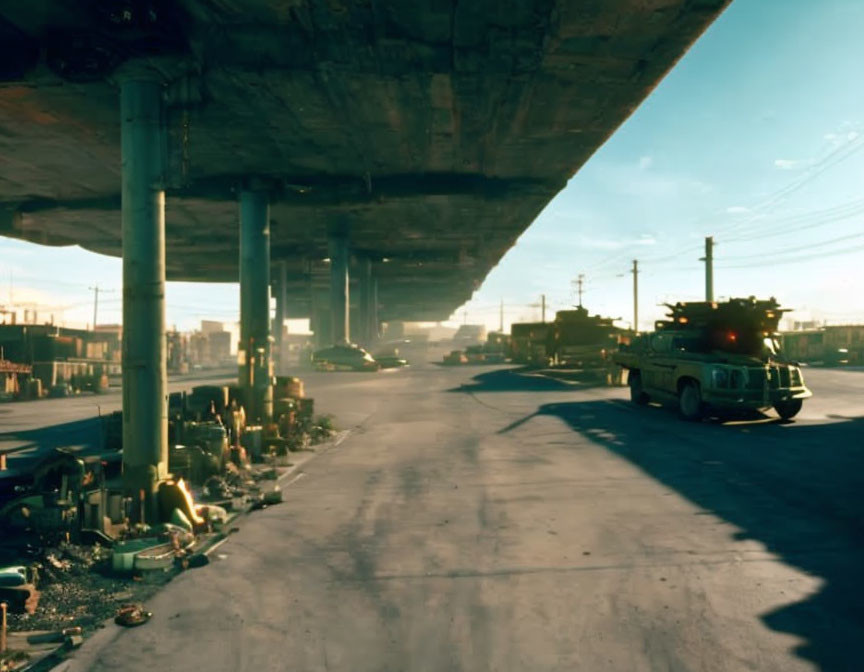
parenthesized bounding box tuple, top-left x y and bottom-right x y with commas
(711, 366, 729, 389)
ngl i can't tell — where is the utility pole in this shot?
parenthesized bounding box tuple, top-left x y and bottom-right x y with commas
(541, 294, 546, 323)
(89, 286, 101, 330)
(89, 286, 114, 330)
(575, 274, 585, 308)
(631, 260, 639, 333)
(499, 298, 504, 332)
(700, 236, 714, 302)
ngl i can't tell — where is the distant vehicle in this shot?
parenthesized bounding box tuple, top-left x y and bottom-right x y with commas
(375, 354, 409, 369)
(465, 345, 486, 363)
(509, 322, 552, 365)
(614, 297, 812, 421)
(548, 307, 627, 373)
(453, 324, 486, 347)
(312, 345, 380, 372)
(48, 383, 74, 398)
(374, 346, 409, 368)
(442, 350, 468, 365)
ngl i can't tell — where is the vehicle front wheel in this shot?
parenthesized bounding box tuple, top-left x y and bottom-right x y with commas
(628, 371, 649, 405)
(774, 398, 803, 420)
(678, 381, 703, 421)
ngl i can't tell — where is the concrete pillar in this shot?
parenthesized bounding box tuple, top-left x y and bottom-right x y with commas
(273, 261, 288, 374)
(310, 289, 330, 348)
(239, 189, 273, 423)
(328, 232, 350, 345)
(370, 275, 379, 342)
(120, 75, 168, 520)
(357, 256, 372, 346)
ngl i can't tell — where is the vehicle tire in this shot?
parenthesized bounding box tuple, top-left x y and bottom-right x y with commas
(774, 398, 803, 420)
(628, 371, 649, 405)
(678, 380, 704, 421)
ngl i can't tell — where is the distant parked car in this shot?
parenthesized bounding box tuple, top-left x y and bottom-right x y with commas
(442, 350, 468, 365)
(374, 352, 409, 369)
(48, 383, 74, 398)
(312, 345, 380, 372)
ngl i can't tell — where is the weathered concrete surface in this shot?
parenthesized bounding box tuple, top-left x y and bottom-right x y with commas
(0, 1, 731, 320)
(52, 364, 864, 671)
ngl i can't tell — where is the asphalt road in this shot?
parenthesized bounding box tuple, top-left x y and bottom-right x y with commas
(38, 363, 864, 671)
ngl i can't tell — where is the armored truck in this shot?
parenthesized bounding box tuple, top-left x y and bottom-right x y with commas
(509, 322, 552, 365)
(614, 297, 811, 420)
(549, 307, 626, 369)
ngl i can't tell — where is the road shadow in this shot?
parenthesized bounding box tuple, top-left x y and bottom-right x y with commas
(449, 367, 613, 393)
(514, 400, 864, 671)
(0, 417, 103, 477)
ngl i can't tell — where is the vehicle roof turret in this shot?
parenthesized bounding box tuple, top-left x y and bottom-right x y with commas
(656, 297, 788, 334)
(554, 306, 617, 328)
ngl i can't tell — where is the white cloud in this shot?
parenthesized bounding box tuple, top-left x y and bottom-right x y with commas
(638, 155, 653, 170)
(726, 205, 750, 215)
(774, 158, 810, 170)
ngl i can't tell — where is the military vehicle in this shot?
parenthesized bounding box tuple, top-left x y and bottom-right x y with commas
(548, 307, 628, 371)
(614, 297, 811, 420)
(509, 322, 552, 365)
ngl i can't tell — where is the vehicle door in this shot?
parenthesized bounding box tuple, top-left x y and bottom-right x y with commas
(642, 333, 676, 393)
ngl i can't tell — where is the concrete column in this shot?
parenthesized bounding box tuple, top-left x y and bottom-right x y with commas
(328, 232, 350, 345)
(273, 261, 287, 374)
(239, 189, 273, 423)
(120, 75, 168, 520)
(357, 256, 372, 346)
(310, 290, 330, 348)
(370, 275, 379, 342)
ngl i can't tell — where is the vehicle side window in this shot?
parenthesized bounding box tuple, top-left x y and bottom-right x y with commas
(672, 336, 701, 352)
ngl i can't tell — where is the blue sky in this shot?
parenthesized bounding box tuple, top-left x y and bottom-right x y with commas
(2, 0, 864, 333)
(469, 0, 864, 331)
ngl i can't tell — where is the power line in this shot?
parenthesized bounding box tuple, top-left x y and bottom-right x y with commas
(576, 133, 864, 277)
(718, 241, 864, 269)
(720, 231, 864, 261)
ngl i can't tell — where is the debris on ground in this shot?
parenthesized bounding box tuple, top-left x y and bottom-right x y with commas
(0, 373, 338, 658)
(309, 415, 336, 444)
(26, 626, 82, 645)
(114, 604, 152, 628)
(0, 649, 31, 672)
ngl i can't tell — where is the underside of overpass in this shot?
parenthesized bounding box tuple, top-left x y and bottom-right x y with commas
(0, 0, 729, 321)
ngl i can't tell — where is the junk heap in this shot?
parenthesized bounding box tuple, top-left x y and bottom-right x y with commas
(0, 375, 335, 669)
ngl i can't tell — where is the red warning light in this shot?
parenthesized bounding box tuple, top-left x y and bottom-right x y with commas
(727, 332, 737, 342)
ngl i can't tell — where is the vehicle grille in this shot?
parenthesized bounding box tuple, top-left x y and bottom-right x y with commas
(746, 368, 766, 389)
(748, 365, 795, 389)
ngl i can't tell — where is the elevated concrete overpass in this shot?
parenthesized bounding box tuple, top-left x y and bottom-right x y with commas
(0, 0, 730, 519)
(0, 0, 729, 322)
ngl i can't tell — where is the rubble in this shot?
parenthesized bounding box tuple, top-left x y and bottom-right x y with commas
(309, 415, 336, 444)
(0, 372, 335, 659)
(0, 650, 30, 672)
(114, 604, 152, 628)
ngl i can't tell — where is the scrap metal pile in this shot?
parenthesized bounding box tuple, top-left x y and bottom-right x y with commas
(0, 375, 335, 670)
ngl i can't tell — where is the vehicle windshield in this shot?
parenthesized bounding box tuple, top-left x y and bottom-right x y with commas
(708, 330, 783, 360)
